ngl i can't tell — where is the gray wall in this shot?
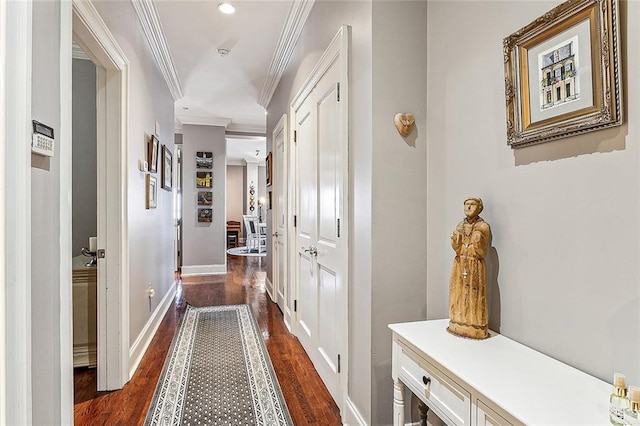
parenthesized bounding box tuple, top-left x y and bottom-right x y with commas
(72, 58, 97, 257)
(31, 1, 62, 422)
(267, 1, 378, 422)
(182, 125, 227, 269)
(26, 1, 176, 421)
(426, 0, 639, 387)
(370, 2, 428, 423)
(92, 0, 176, 346)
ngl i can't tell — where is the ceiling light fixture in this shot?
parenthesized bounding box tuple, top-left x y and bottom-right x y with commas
(217, 48, 230, 57)
(217, 2, 236, 14)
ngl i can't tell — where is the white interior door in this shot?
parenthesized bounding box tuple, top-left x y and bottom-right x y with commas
(292, 27, 349, 407)
(272, 115, 288, 323)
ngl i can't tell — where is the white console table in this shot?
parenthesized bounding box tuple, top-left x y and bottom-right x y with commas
(389, 319, 610, 425)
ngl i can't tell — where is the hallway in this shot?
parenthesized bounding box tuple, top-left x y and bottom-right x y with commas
(73, 255, 341, 425)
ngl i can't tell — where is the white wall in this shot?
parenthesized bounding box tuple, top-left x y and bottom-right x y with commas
(72, 58, 97, 257)
(92, 0, 176, 349)
(426, 0, 640, 386)
(182, 124, 227, 272)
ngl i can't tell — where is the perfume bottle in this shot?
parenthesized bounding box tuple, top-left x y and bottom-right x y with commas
(624, 385, 640, 426)
(610, 373, 628, 425)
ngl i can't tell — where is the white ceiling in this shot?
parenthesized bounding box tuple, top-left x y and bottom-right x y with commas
(226, 136, 266, 165)
(138, 0, 314, 161)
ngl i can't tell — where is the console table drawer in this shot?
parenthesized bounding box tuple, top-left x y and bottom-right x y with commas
(477, 400, 514, 426)
(398, 344, 471, 425)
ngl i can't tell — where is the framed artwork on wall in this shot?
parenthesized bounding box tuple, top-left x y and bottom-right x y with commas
(503, 0, 622, 148)
(161, 145, 172, 191)
(197, 208, 212, 223)
(148, 135, 159, 172)
(266, 151, 272, 187)
(196, 171, 212, 188)
(145, 174, 157, 209)
(198, 191, 212, 206)
(196, 151, 213, 169)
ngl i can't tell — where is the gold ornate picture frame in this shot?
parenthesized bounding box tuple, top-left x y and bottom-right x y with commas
(503, 0, 622, 149)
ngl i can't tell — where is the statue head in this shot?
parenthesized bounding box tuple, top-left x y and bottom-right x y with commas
(463, 197, 483, 217)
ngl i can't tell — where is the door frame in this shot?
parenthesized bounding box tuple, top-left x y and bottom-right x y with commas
(271, 114, 290, 328)
(70, 0, 130, 390)
(1, 0, 33, 423)
(289, 25, 350, 415)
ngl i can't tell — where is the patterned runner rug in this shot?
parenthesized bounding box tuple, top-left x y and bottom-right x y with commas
(145, 304, 293, 425)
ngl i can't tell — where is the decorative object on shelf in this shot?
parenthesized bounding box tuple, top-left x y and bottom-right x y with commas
(503, 0, 622, 148)
(266, 151, 273, 186)
(197, 191, 212, 206)
(610, 373, 629, 425)
(394, 113, 415, 137)
(146, 174, 157, 209)
(161, 144, 172, 191)
(197, 208, 212, 223)
(196, 151, 213, 169)
(448, 197, 491, 339)
(148, 134, 159, 173)
(249, 181, 255, 212)
(81, 236, 98, 266)
(196, 171, 212, 188)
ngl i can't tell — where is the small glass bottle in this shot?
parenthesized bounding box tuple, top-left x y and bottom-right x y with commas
(610, 373, 628, 425)
(624, 385, 640, 426)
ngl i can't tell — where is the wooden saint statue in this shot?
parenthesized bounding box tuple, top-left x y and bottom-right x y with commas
(448, 197, 491, 339)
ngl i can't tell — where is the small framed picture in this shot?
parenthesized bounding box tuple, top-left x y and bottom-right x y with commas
(148, 135, 159, 173)
(196, 171, 212, 188)
(146, 174, 157, 209)
(197, 208, 212, 223)
(161, 145, 172, 191)
(266, 151, 272, 187)
(198, 191, 212, 206)
(196, 151, 213, 169)
(503, 0, 621, 148)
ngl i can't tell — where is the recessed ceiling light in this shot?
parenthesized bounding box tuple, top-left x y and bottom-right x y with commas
(217, 3, 236, 14)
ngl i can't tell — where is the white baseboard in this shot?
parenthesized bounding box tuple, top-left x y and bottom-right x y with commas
(265, 276, 275, 302)
(343, 396, 367, 426)
(181, 264, 227, 276)
(128, 285, 176, 379)
(73, 344, 97, 368)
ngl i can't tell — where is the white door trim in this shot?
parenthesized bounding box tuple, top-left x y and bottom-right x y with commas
(71, 0, 130, 390)
(2, 0, 33, 423)
(289, 25, 351, 416)
(59, 1, 74, 422)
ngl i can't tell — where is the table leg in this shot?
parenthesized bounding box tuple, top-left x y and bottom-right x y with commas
(393, 379, 405, 425)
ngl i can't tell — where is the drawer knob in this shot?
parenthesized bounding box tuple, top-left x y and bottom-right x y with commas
(422, 376, 431, 386)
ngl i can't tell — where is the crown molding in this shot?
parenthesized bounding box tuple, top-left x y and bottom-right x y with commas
(130, 0, 183, 100)
(257, 0, 315, 108)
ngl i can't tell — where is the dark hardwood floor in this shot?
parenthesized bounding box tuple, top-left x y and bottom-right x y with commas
(74, 254, 341, 425)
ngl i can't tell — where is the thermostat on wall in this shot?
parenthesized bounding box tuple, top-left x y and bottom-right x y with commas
(32, 120, 55, 157)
